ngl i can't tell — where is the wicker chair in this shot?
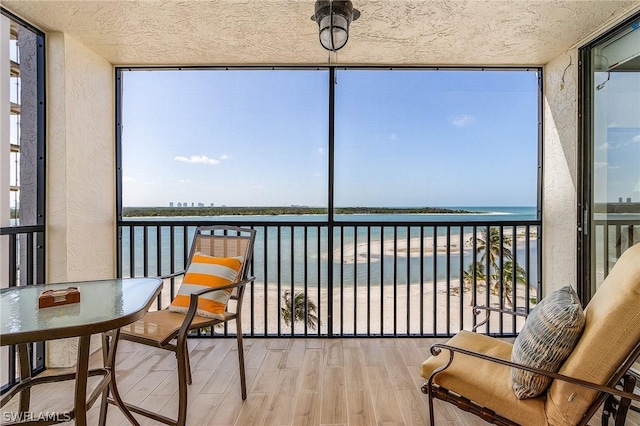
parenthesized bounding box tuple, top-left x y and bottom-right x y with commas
(421, 243, 640, 426)
(114, 225, 256, 426)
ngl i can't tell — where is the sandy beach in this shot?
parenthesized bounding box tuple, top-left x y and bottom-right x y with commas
(155, 275, 532, 337)
(335, 227, 538, 264)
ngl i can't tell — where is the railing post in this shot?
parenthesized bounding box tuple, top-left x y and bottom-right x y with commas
(327, 67, 335, 337)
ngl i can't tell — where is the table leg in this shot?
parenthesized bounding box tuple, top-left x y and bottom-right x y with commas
(74, 336, 91, 426)
(17, 344, 31, 413)
(102, 329, 140, 426)
(98, 333, 111, 425)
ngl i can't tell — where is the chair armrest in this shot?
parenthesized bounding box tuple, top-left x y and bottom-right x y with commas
(158, 270, 186, 280)
(426, 343, 640, 403)
(191, 276, 255, 297)
(471, 305, 528, 332)
(175, 277, 256, 343)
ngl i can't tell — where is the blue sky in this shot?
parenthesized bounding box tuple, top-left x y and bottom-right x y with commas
(121, 69, 540, 208)
(593, 71, 640, 203)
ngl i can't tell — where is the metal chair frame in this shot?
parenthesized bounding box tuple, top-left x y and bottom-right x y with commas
(111, 225, 256, 426)
(422, 306, 640, 426)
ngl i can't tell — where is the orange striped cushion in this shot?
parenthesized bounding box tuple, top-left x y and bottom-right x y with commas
(168, 253, 243, 319)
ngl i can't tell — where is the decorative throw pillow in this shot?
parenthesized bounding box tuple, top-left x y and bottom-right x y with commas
(511, 285, 585, 399)
(169, 253, 243, 320)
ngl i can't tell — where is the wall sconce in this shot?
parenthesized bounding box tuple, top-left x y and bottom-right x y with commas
(311, 0, 360, 52)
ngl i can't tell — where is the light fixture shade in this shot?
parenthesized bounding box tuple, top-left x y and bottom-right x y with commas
(311, 0, 360, 52)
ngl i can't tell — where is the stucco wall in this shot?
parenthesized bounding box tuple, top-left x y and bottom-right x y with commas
(46, 32, 114, 367)
(542, 50, 579, 294)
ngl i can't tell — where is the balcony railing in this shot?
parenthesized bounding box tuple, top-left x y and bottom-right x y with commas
(0, 225, 45, 394)
(118, 219, 542, 338)
(593, 219, 638, 286)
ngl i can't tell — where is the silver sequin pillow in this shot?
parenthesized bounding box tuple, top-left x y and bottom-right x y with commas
(511, 286, 585, 399)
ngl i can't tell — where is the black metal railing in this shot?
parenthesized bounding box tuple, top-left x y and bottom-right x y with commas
(118, 219, 542, 338)
(0, 225, 46, 395)
(593, 219, 638, 284)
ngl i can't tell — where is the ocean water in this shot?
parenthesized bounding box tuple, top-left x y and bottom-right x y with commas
(122, 206, 540, 288)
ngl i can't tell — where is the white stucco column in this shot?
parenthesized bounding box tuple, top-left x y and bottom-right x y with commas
(541, 51, 580, 294)
(46, 32, 116, 367)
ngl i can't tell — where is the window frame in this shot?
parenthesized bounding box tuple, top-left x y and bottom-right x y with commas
(115, 66, 543, 222)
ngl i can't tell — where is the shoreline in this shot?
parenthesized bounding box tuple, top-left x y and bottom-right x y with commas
(122, 206, 485, 218)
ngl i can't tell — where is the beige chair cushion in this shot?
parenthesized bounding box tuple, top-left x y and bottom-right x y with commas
(545, 243, 640, 426)
(422, 330, 548, 426)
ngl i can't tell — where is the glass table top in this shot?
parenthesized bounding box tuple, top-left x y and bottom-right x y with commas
(1, 278, 162, 345)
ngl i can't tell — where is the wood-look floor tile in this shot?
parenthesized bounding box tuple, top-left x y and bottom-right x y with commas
(263, 368, 299, 426)
(292, 391, 321, 426)
(283, 338, 307, 368)
(381, 347, 416, 390)
(2, 337, 635, 426)
(325, 339, 344, 367)
(234, 392, 270, 426)
(250, 350, 284, 393)
(346, 390, 376, 426)
(320, 367, 347, 425)
(395, 389, 430, 426)
(344, 347, 368, 392)
(244, 339, 270, 369)
(359, 339, 385, 367)
(300, 348, 324, 392)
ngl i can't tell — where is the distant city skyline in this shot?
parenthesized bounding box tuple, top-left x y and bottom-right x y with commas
(121, 69, 541, 208)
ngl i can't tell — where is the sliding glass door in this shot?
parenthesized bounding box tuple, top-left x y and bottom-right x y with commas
(579, 14, 640, 300)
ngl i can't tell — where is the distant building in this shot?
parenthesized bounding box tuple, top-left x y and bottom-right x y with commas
(169, 202, 174, 207)
(197, 203, 204, 207)
(210, 203, 214, 207)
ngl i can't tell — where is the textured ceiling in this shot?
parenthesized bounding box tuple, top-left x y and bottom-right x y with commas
(3, 0, 639, 66)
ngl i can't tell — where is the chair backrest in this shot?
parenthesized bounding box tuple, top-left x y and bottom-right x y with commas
(545, 243, 640, 425)
(188, 225, 256, 303)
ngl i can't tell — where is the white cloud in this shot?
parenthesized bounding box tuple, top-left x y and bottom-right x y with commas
(451, 115, 475, 127)
(175, 155, 221, 165)
(390, 133, 397, 140)
(220, 154, 231, 160)
(632, 134, 640, 143)
(124, 175, 154, 185)
(317, 147, 325, 155)
(178, 179, 191, 184)
(597, 142, 611, 150)
(594, 162, 620, 170)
